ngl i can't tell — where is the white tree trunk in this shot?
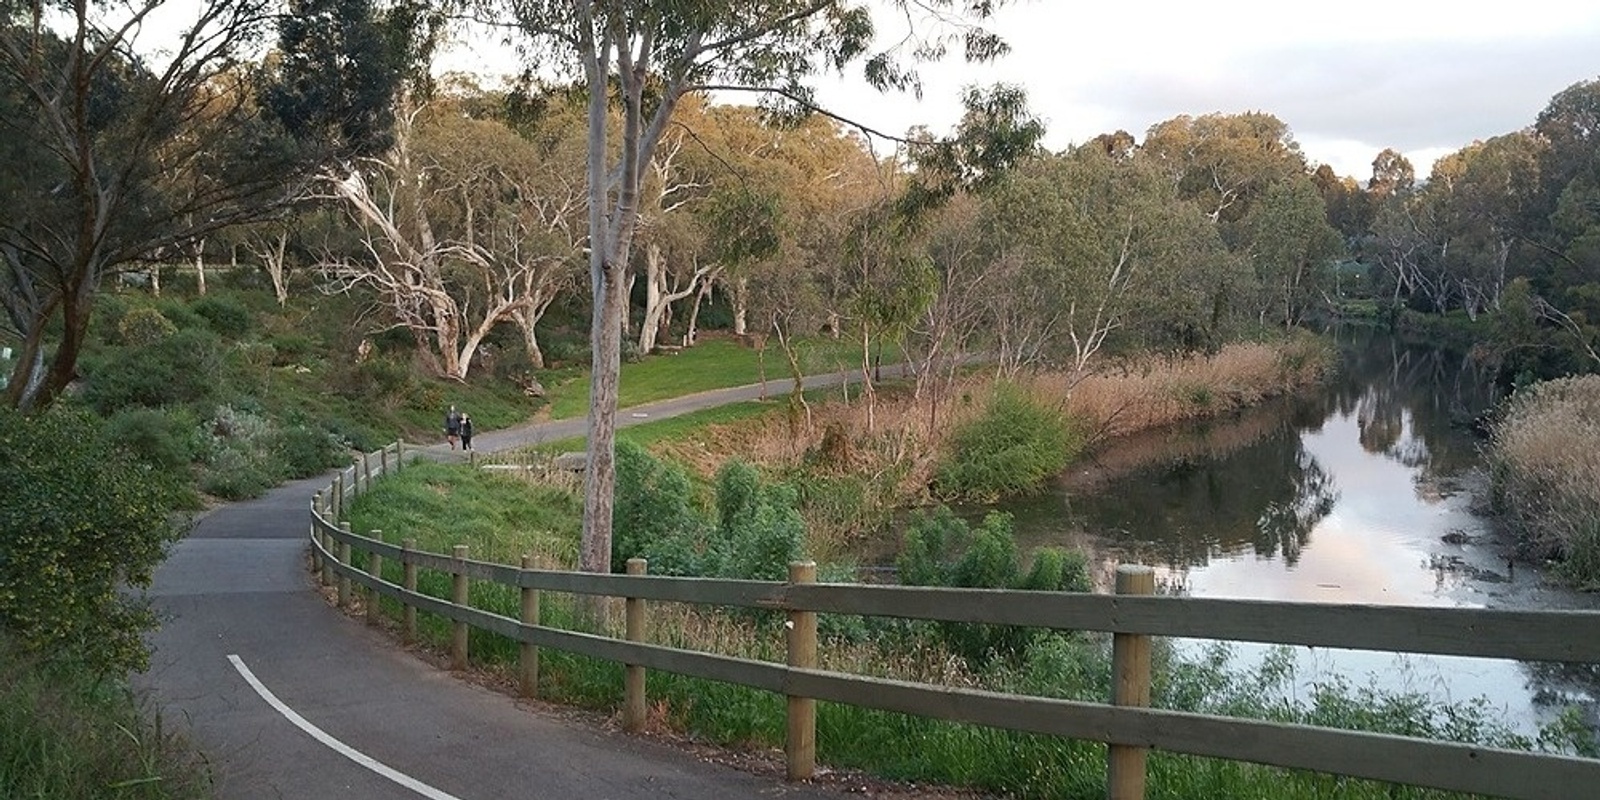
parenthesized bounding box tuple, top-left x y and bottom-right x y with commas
(194, 240, 207, 296)
(683, 271, 717, 346)
(638, 244, 710, 353)
(732, 275, 749, 336)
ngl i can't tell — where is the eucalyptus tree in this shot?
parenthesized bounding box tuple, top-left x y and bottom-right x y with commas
(319, 96, 584, 378)
(0, 0, 409, 410)
(982, 145, 1232, 377)
(1141, 112, 1309, 234)
(501, 0, 1028, 576)
(1242, 173, 1343, 327)
(1429, 132, 1543, 317)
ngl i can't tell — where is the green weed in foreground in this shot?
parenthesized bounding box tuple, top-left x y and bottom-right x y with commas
(0, 646, 211, 799)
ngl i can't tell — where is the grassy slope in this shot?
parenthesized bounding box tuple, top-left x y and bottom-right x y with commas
(543, 336, 888, 419)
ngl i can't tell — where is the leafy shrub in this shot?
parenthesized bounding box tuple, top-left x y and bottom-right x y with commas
(703, 462, 805, 582)
(92, 292, 132, 346)
(612, 450, 807, 581)
(0, 408, 176, 675)
(232, 341, 278, 372)
(933, 383, 1080, 501)
(272, 425, 346, 479)
(152, 298, 206, 331)
(198, 405, 282, 500)
(898, 507, 1089, 666)
(612, 440, 704, 573)
(339, 357, 417, 402)
(104, 406, 204, 471)
(199, 443, 277, 500)
(620, 339, 644, 364)
(83, 328, 223, 413)
(190, 295, 252, 338)
(545, 339, 590, 366)
(265, 332, 315, 364)
(116, 307, 176, 346)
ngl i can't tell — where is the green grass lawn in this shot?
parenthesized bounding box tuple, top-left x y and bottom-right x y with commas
(543, 336, 891, 419)
(509, 386, 848, 457)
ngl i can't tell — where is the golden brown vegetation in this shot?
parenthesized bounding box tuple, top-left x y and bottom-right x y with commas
(660, 335, 1331, 481)
(1487, 374, 1600, 584)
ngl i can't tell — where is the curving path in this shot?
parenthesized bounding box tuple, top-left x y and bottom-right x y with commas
(139, 372, 880, 800)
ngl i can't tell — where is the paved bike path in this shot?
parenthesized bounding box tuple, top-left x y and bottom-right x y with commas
(140, 376, 866, 800)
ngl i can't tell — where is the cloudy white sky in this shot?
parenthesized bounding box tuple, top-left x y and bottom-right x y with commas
(810, 0, 1600, 180)
(438, 0, 1600, 182)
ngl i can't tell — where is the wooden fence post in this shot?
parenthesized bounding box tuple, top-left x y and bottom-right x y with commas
(318, 494, 333, 587)
(519, 554, 541, 698)
(623, 558, 648, 733)
(1109, 564, 1155, 800)
(451, 544, 469, 670)
(396, 440, 404, 467)
(337, 522, 353, 609)
(786, 561, 818, 781)
(380, 443, 389, 477)
(402, 539, 418, 642)
(366, 530, 383, 626)
(360, 451, 371, 494)
(309, 493, 323, 575)
(332, 472, 344, 521)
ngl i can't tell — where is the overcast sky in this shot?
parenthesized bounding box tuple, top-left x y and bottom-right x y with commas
(804, 0, 1600, 181)
(436, 0, 1600, 182)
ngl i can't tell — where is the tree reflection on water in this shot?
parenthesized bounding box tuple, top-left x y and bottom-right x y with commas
(1009, 327, 1502, 572)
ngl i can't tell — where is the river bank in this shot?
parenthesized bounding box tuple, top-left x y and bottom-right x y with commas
(646, 332, 1335, 555)
(988, 328, 1600, 740)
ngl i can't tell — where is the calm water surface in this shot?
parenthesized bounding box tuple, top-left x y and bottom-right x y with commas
(996, 328, 1600, 737)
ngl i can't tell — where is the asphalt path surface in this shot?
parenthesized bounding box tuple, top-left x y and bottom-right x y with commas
(139, 371, 885, 800)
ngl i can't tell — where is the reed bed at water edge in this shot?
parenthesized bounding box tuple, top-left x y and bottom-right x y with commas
(1487, 373, 1600, 586)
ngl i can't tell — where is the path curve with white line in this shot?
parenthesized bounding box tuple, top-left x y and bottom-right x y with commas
(139, 373, 891, 799)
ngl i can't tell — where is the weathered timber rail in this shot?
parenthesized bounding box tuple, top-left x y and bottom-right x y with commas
(310, 444, 1600, 800)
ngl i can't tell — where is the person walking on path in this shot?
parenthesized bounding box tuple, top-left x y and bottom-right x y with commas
(444, 405, 462, 449)
(460, 413, 475, 451)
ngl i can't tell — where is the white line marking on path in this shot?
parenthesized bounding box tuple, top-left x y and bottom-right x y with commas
(227, 654, 463, 800)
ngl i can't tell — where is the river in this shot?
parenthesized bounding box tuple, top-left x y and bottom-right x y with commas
(996, 327, 1600, 739)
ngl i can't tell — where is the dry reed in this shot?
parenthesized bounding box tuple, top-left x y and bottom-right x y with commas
(659, 336, 1331, 490)
(1487, 374, 1600, 582)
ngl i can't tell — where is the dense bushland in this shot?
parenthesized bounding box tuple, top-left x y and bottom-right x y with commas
(69, 282, 549, 503)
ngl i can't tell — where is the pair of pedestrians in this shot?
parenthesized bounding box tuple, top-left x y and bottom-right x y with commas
(443, 405, 475, 450)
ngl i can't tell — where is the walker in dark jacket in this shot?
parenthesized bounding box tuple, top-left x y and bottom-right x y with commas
(444, 405, 462, 449)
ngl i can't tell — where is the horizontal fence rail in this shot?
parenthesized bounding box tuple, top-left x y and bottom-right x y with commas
(311, 442, 1600, 800)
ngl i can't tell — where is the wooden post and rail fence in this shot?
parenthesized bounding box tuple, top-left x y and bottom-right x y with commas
(316, 442, 1600, 800)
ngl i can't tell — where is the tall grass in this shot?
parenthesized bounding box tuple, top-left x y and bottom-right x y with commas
(1486, 374, 1600, 586)
(1056, 332, 1333, 443)
(0, 644, 211, 799)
